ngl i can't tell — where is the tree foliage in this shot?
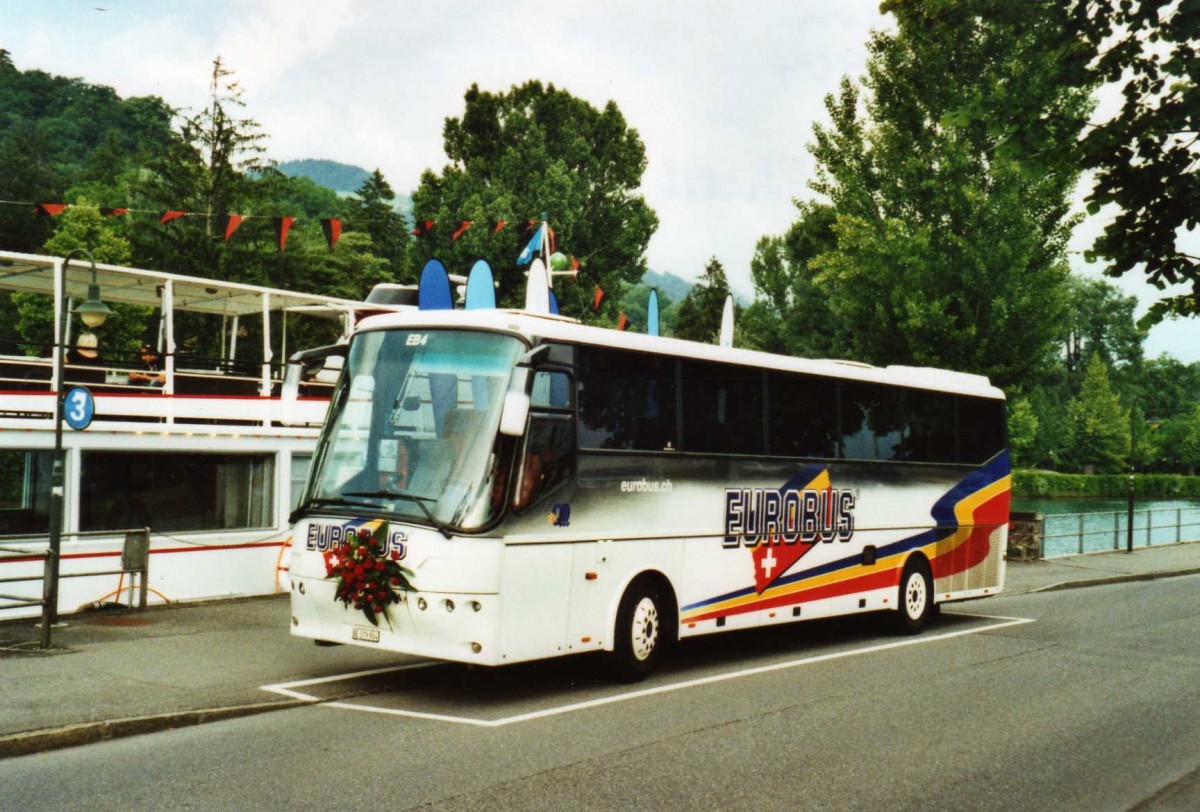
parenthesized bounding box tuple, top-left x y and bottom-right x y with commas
(1061, 276, 1145, 376)
(351, 169, 407, 275)
(674, 257, 735, 343)
(1066, 0, 1200, 322)
(408, 81, 658, 316)
(750, 1, 1092, 391)
(1065, 353, 1129, 473)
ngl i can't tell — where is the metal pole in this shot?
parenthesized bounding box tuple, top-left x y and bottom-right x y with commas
(45, 255, 74, 635)
(1126, 398, 1139, 554)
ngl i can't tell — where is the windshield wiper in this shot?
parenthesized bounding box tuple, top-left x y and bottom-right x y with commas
(341, 491, 454, 539)
(289, 496, 375, 524)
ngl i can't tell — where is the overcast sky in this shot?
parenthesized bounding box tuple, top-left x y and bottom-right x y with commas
(4, 0, 1195, 361)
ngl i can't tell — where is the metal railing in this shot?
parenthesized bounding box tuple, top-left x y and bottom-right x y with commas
(0, 528, 150, 648)
(1040, 508, 1200, 559)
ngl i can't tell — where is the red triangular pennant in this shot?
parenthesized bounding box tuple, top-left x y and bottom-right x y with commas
(35, 203, 68, 217)
(320, 217, 341, 251)
(570, 255, 580, 271)
(592, 285, 606, 312)
(160, 211, 187, 224)
(99, 207, 128, 217)
(617, 313, 629, 331)
(451, 220, 473, 241)
(411, 219, 436, 237)
(219, 214, 244, 242)
(273, 217, 295, 253)
(489, 219, 507, 237)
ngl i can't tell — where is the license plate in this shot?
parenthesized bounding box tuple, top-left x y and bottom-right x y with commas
(352, 627, 381, 643)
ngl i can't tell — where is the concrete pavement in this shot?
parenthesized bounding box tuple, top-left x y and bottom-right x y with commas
(2, 540, 1199, 759)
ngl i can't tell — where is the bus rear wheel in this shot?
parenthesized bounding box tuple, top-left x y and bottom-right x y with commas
(893, 557, 933, 635)
(610, 578, 671, 683)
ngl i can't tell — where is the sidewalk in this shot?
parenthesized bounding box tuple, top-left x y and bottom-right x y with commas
(3, 541, 1199, 759)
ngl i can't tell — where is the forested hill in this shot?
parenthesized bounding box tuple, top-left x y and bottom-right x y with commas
(278, 159, 370, 193)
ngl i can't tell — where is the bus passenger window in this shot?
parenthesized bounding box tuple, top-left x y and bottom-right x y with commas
(514, 413, 575, 510)
(577, 347, 676, 451)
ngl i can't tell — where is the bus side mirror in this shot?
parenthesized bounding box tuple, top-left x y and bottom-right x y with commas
(498, 391, 530, 436)
(281, 343, 347, 426)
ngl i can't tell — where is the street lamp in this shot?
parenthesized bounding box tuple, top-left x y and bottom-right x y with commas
(1126, 395, 1143, 554)
(41, 249, 111, 646)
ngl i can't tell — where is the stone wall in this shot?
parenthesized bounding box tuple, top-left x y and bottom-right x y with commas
(1008, 512, 1044, 561)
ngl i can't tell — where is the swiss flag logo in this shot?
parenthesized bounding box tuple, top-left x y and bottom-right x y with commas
(750, 469, 833, 594)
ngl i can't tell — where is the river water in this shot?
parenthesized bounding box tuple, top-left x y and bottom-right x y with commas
(1012, 497, 1200, 558)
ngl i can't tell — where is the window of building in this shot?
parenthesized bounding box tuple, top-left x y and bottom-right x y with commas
(80, 452, 275, 533)
(0, 449, 52, 535)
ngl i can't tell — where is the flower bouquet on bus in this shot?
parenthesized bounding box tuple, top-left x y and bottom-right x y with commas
(322, 522, 414, 627)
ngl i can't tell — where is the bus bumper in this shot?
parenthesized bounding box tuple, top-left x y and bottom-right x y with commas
(289, 574, 505, 666)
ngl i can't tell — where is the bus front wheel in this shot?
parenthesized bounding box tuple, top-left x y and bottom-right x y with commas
(610, 578, 670, 683)
(894, 557, 933, 635)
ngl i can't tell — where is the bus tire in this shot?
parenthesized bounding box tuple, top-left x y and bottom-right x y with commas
(894, 557, 933, 635)
(610, 577, 670, 683)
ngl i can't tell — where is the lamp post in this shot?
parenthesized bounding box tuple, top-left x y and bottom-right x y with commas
(41, 249, 111, 647)
(1126, 395, 1142, 554)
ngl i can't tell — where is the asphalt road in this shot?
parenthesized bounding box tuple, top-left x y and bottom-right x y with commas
(5, 575, 1199, 811)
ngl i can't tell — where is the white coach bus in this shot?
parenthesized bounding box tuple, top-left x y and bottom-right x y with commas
(286, 292, 1010, 680)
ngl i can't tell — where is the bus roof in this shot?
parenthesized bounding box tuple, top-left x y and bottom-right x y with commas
(354, 308, 1005, 400)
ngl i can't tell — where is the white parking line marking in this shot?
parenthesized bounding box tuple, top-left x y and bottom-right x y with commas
(262, 613, 1034, 727)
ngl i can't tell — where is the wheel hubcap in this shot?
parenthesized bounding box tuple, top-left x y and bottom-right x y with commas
(630, 597, 659, 661)
(905, 572, 927, 619)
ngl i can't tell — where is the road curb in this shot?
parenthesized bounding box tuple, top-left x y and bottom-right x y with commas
(0, 698, 316, 760)
(1025, 566, 1200, 594)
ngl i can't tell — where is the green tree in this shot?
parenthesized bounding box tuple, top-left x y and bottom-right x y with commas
(674, 257, 734, 343)
(350, 169, 407, 275)
(1154, 406, 1200, 475)
(762, 1, 1090, 390)
(1028, 385, 1071, 469)
(1066, 0, 1199, 323)
(36, 204, 153, 358)
(408, 81, 658, 315)
(1007, 398, 1040, 468)
(744, 203, 846, 359)
(129, 57, 268, 290)
(1065, 353, 1128, 473)
(1061, 275, 1145, 378)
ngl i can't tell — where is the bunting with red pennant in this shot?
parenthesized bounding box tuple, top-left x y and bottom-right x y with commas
(489, 219, 507, 237)
(617, 313, 629, 331)
(35, 203, 68, 217)
(99, 207, 128, 217)
(218, 214, 244, 242)
(320, 217, 341, 251)
(272, 216, 295, 253)
(160, 211, 187, 224)
(451, 220, 473, 241)
(592, 285, 606, 312)
(412, 219, 436, 237)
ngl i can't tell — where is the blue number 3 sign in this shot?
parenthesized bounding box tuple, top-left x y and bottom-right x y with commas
(64, 387, 95, 430)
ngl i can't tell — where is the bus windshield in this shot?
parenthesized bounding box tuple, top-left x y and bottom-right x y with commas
(307, 329, 524, 531)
